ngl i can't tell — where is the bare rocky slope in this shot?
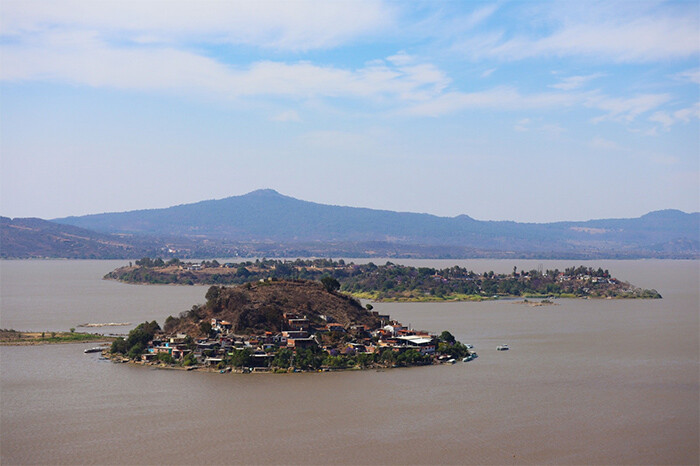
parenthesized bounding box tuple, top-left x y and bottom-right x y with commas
(165, 280, 381, 337)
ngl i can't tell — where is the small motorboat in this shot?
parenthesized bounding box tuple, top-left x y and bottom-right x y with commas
(84, 347, 103, 353)
(462, 353, 478, 362)
(496, 344, 509, 351)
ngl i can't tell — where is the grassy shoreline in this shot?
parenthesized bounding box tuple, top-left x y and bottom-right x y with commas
(0, 330, 117, 346)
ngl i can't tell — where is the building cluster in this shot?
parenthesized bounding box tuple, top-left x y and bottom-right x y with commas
(140, 311, 439, 370)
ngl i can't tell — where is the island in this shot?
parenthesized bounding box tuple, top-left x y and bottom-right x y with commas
(107, 279, 474, 372)
(105, 258, 662, 301)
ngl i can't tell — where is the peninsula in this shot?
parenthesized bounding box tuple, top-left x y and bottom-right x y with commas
(105, 258, 662, 301)
(108, 279, 474, 372)
(1, 329, 115, 345)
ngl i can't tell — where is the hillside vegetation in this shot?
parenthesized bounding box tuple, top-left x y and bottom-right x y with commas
(106, 258, 662, 301)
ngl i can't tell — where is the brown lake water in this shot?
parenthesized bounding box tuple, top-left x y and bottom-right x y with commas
(1, 259, 698, 465)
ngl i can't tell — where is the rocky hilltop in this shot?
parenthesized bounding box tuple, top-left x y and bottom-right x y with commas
(165, 279, 381, 337)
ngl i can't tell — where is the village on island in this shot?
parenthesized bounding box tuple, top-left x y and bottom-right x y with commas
(106, 278, 478, 373)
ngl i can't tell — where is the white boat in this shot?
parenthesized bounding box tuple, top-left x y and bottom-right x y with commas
(496, 344, 509, 351)
(465, 344, 474, 349)
(84, 347, 103, 353)
(462, 353, 478, 362)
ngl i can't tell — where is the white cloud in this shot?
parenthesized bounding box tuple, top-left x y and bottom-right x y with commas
(550, 73, 604, 91)
(456, 7, 699, 62)
(481, 68, 496, 78)
(586, 93, 670, 123)
(404, 86, 579, 117)
(0, 0, 393, 51)
(0, 35, 449, 102)
(649, 103, 700, 129)
(674, 68, 700, 84)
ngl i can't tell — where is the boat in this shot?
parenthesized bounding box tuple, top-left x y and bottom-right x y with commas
(496, 344, 509, 351)
(447, 358, 456, 364)
(462, 353, 478, 362)
(465, 344, 474, 349)
(84, 347, 103, 353)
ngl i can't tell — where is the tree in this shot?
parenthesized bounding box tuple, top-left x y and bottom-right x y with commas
(439, 330, 456, 344)
(272, 348, 293, 368)
(321, 276, 340, 293)
(199, 321, 212, 337)
(228, 348, 253, 368)
(205, 285, 222, 304)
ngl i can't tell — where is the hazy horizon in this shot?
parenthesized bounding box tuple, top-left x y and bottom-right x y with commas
(1, 1, 698, 222)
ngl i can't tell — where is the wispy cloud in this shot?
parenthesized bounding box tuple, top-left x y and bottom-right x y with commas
(586, 93, 671, 123)
(550, 73, 604, 91)
(404, 87, 578, 117)
(0, 0, 394, 51)
(0, 35, 449, 102)
(674, 68, 700, 85)
(649, 103, 700, 129)
(455, 5, 699, 62)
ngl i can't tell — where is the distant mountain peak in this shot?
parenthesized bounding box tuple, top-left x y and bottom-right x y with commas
(244, 188, 283, 197)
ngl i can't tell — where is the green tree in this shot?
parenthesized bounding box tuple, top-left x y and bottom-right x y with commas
(439, 330, 456, 344)
(199, 321, 212, 337)
(228, 348, 253, 368)
(272, 348, 293, 368)
(321, 276, 340, 293)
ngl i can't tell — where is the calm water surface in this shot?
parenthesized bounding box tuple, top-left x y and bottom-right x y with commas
(1, 259, 698, 465)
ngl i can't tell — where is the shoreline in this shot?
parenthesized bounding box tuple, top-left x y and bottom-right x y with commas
(1, 331, 117, 346)
(108, 353, 446, 374)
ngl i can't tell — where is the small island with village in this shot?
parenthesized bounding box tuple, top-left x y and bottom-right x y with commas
(107, 278, 477, 372)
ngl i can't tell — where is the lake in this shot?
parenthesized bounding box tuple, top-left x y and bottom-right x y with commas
(1, 259, 698, 465)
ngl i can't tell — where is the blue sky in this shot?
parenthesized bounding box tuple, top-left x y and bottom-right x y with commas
(1, 0, 698, 222)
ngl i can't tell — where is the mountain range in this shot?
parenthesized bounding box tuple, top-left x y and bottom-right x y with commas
(2, 189, 698, 259)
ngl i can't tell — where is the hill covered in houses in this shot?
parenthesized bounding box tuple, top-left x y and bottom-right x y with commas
(163, 279, 381, 337)
(109, 279, 473, 372)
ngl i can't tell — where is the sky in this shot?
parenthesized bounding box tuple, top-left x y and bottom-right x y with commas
(1, 0, 698, 223)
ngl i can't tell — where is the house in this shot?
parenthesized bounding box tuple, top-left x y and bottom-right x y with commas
(287, 337, 316, 349)
(287, 318, 309, 330)
(326, 323, 346, 333)
(211, 319, 232, 334)
(394, 335, 437, 354)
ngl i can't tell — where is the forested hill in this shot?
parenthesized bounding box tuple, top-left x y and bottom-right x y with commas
(51, 189, 700, 258)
